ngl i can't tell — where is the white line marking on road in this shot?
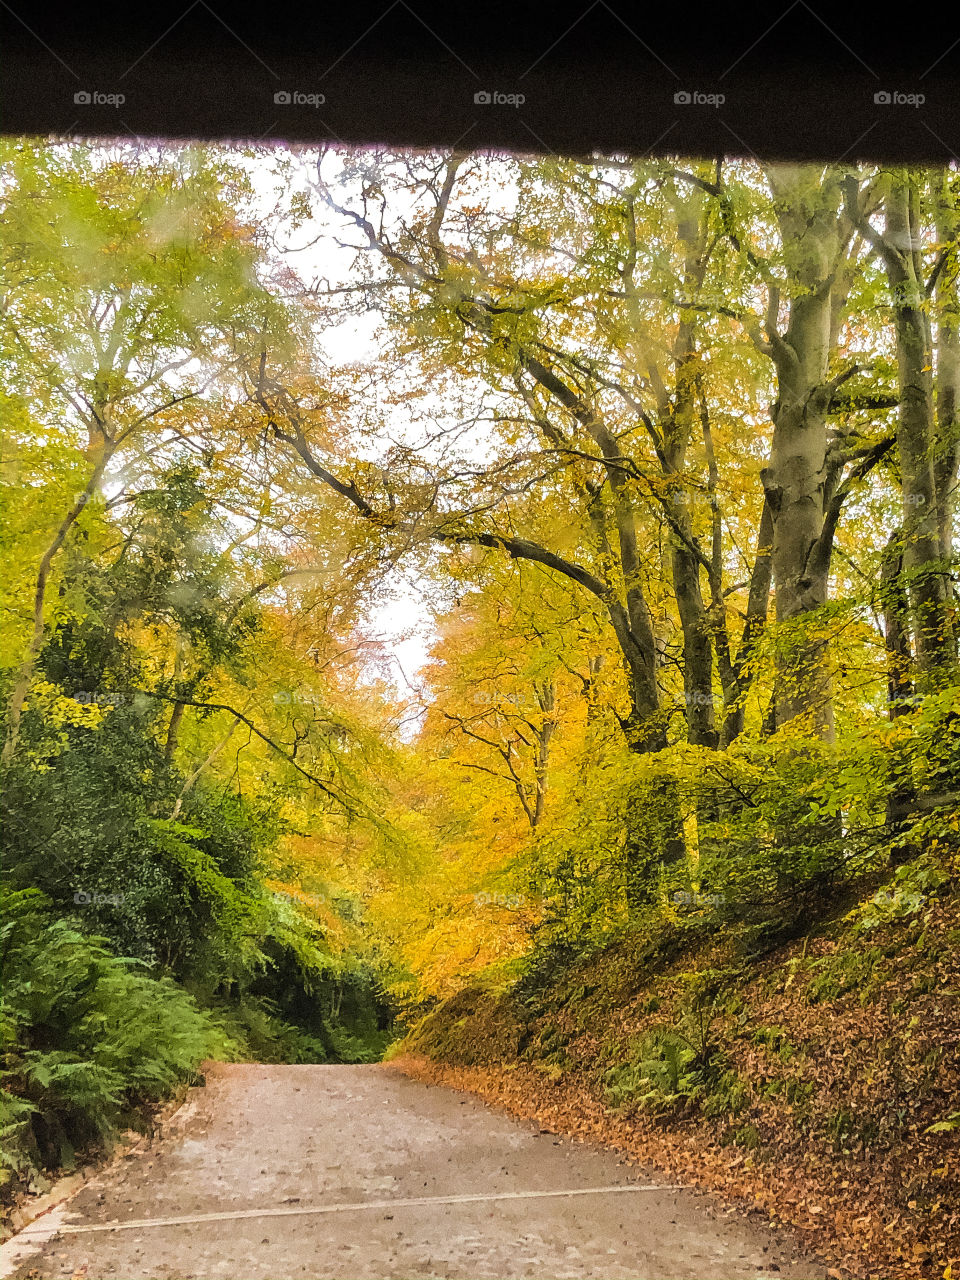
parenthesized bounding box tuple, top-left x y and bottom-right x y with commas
(20, 1184, 684, 1236)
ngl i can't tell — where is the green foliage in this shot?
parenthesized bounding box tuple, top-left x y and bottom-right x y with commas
(2, 702, 263, 983)
(848, 857, 950, 934)
(1, 529, 395, 1073)
(405, 985, 526, 1066)
(729, 1123, 760, 1149)
(602, 970, 735, 1113)
(805, 947, 886, 1005)
(924, 1111, 960, 1134)
(207, 1000, 327, 1066)
(701, 1069, 750, 1119)
(0, 888, 234, 1190)
(603, 1030, 702, 1110)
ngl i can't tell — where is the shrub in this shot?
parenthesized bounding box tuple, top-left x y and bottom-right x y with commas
(0, 888, 234, 1196)
(603, 1030, 702, 1111)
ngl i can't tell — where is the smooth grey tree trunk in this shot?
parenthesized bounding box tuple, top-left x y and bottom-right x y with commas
(761, 166, 843, 740)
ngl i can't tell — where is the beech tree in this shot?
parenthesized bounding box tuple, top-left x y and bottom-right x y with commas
(844, 169, 958, 676)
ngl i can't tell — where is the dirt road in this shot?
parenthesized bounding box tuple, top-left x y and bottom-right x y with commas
(3, 1063, 823, 1280)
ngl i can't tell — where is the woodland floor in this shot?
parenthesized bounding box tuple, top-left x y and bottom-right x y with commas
(398, 886, 960, 1280)
(0, 1062, 821, 1280)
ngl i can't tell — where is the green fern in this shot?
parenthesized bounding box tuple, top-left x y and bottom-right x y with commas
(1, 887, 235, 1192)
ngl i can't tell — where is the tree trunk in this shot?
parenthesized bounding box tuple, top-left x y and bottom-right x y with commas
(672, 541, 719, 747)
(2, 449, 112, 764)
(531, 680, 555, 827)
(884, 172, 952, 672)
(882, 530, 916, 715)
(664, 184, 718, 749)
(761, 165, 842, 740)
(933, 174, 959, 611)
(719, 498, 775, 745)
(165, 700, 186, 764)
(881, 529, 918, 860)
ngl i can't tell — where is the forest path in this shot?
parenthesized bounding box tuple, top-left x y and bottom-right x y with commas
(4, 1063, 823, 1280)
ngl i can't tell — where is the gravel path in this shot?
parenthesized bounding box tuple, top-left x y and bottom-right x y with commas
(3, 1063, 824, 1279)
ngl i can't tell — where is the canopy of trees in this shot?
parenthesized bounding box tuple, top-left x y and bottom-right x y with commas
(1, 140, 957, 1188)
